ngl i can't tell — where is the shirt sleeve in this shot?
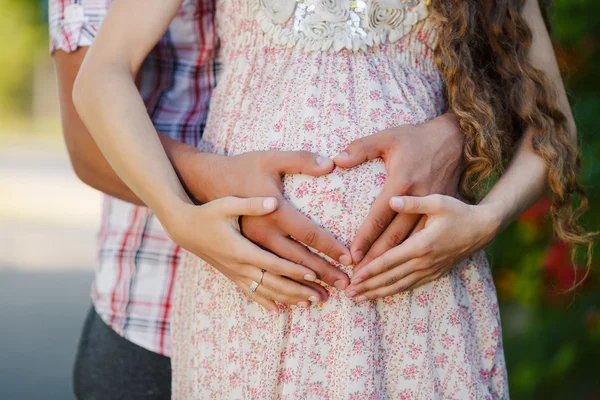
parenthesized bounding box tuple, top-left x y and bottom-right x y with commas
(49, 0, 109, 54)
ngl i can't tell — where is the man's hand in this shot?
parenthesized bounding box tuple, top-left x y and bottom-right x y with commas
(333, 113, 464, 269)
(183, 151, 353, 290)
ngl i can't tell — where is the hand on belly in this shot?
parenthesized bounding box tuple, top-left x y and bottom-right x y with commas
(282, 158, 387, 249)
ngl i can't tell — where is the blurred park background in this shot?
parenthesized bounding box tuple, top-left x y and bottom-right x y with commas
(0, 1, 598, 399)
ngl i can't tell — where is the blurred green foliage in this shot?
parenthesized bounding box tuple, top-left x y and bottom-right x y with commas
(0, 0, 45, 119)
(490, 1, 600, 398)
(0, 0, 598, 398)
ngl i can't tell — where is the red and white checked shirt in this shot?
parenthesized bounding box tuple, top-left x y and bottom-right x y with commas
(49, 0, 218, 356)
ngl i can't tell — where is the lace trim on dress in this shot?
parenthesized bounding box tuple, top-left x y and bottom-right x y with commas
(251, 0, 430, 52)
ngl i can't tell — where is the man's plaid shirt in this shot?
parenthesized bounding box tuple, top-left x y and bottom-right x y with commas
(49, 0, 218, 356)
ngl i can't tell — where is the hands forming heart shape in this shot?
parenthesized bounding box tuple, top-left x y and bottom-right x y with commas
(168, 113, 506, 310)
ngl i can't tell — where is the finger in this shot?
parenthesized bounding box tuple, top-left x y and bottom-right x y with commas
(279, 202, 352, 268)
(333, 134, 391, 168)
(402, 262, 450, 292)
(301, 280, 331, 301)
(350, 186, 397, 263)
(403, 272, 440, 292)
(346, 258, 422, 297)
(390, 194, 449, 215)
(218, 196, 279, 216)
(237, 238, 321, 283)
(354, 213, 421, 271)
(266, 234, 350, 290)
(237, 278, 278, 313)
(411, 215, 427, 234)
(261, 269, 328, 302)
(349, 231, 430, 285)
(259, 273, 325, 305)
(256, 283, 310, 307)
(354, 269, 430, 302)
(269, 151, 335, 177)
(270, 270, 329, 303)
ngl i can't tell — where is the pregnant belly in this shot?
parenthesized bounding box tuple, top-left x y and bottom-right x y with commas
(201, 112, 394, 250)
(201, 120, 433, 255)
(201, 64, 442, 252)
(201, 119, 388, 251)
(281, 159, 386, 249)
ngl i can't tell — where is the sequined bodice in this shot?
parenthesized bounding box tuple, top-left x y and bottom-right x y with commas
(217, 0, 438, 54)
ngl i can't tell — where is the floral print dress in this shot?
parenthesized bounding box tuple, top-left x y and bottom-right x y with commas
(172, 0, 509, 398)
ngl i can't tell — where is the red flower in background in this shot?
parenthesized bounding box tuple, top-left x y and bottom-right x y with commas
(519, 197, 552, 224)
(543, 241, 587, 295)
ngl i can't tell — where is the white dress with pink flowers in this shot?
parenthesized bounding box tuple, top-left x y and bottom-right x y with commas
(172, 1, 509, 398)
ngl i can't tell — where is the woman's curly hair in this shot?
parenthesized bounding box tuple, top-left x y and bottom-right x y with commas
(432, 0, 595, 286)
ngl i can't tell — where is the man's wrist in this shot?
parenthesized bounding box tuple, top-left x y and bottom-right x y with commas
(426, 111, 462, 142)
(421, 111, 465, 170)
(159, 133, 222, 204)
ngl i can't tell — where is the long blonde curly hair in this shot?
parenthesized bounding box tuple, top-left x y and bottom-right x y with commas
(432, 0, 595, 286)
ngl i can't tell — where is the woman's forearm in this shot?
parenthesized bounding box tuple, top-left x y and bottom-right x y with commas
(74, 67, 191, 219)
(72, 0, 189, 221)
(479, 0, 576, 233)
(479, 131, 548, 233)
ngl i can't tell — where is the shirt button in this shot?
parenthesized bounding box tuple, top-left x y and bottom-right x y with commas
(64, 4, 85, 23)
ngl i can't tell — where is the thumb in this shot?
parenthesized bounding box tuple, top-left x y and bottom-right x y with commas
(390, 195, 446, 215)
(217, 196, 279, 217)
(272, 151, 335, 177)
(333, 134, 387, 168)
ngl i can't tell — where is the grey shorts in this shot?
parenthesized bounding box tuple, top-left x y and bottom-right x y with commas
(72, 306, 171, 400)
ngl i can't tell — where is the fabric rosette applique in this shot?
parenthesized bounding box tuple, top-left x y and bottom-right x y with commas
(253, 0, 429, 51)
(258, 0, 296, 24)
(367, 1, 409, 42)
(314, 0, 350, 22)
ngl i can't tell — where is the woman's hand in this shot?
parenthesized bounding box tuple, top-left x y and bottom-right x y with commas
(333, 113, 464, 267)
(345, 194, 502, 301)
(165, 197, 327, 312)
(166, 196, 330, 313)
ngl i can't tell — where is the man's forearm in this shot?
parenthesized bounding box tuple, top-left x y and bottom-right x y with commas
(54, 48, 212, 207)
(65, 133, 144, 205)
(64, 127, 200, 206)
(54, 48, 141, 205)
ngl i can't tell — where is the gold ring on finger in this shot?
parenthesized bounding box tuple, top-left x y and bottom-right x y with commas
(250, 269, 267, 293)
(259, 269, 266, 285)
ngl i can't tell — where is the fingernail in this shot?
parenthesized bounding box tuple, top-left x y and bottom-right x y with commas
(346, 290, 357, 298)
(334, 280, 347, 290)
(304, 274, 317, 282)
(316, 156, 332, 167)
(271, 310, 279, 316)
(308, 296, 319, 303)
(335, 151, 349, 161)
(339, 254, 352, 265)
(297, 301, 309, 308)
(263, 198, 277, 211)
(355, 295, 367, 303)
(351, 277, 362, 285)
(391, 197, 403, 210)
(353, 251, 364, 263)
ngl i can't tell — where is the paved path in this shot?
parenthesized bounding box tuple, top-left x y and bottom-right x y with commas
(0, 142, 101, 270)
(1, 140, 100, 399)
(0, 269, 93, 400)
